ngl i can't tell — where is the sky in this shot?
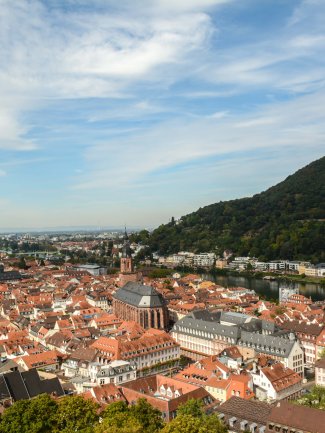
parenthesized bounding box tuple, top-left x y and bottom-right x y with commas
(0, 0, 324, 230)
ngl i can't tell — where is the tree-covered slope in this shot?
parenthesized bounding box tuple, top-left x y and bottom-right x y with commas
(149, 156, 325, 262)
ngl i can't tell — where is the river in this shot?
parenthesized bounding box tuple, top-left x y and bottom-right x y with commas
(203, 274, 325, 302)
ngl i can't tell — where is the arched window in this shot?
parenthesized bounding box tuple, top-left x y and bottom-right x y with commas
(144, 311, 149, 329)
(157, 310, 161, 328)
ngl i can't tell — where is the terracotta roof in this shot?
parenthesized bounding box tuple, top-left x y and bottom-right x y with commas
(262, 363, 302, 392)
(217, 396, 272, 425)
(268, 401, 325, 433)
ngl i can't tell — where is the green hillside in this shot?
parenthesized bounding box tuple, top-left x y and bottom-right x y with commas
(149, 156, 325, 262)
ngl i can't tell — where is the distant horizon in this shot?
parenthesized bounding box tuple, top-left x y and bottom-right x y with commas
(0, 154, 324, 233)
(1, 0, 324, 228)
(0, 225, 147, 234)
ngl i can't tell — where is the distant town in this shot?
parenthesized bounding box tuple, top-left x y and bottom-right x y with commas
(0, 229, 324, 431)
(1, 230, 324, 278)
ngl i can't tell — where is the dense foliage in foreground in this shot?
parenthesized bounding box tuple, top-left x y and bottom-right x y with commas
(0, 395, 227, 433)
(148, 156, 325, 262)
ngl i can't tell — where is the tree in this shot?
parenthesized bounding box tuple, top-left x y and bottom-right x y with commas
(177, 399, 204, 418)
(296, 385, 325, 410)
(162, 400, 227, 433)
(18, 257, 27, 269)
(319, 348, 325, 359)
(0, 400, 30, 433)
(100, 401, 128, 418)
(0, 394, 58, 433)
(130, 398, 164, 433)
(198, 414, 228, 433)
(161, 413, 227, 433)
(55, 396, 99, 433)
(95, 412, 142, 433)
(161, 415, 202, 433)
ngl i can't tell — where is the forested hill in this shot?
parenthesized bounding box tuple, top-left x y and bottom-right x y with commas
(149, 156, 325, 262)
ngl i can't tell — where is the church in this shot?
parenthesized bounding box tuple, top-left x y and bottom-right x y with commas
(118, 230, 142, 287)
(113, 281, 168, 329)
(113, 232, 168, 330)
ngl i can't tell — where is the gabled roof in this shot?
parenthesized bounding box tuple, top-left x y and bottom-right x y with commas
(216, 396, 272, 425)
(113, 282, 165, 308)
(0, 368, 64, 401)
(268, 401, 325, 433)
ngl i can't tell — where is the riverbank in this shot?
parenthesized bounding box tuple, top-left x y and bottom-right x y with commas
(202, 268, 325, 286)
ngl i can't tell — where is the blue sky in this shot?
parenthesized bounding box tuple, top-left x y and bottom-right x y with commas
(0, 0, 324, 230)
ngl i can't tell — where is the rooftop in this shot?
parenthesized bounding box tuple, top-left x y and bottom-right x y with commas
(113, 281, 165, 308)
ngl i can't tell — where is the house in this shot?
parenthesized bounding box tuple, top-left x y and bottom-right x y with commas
(218, 346, 243, 369)
(251, 362, 302, 402)
(0, 368, 64, 405)
(266, 400, 325, 433)
(90, 330, 180, 372)
(215, 396, 272, 433)
(16, 349, 63, 371)
(238, 331, 304, 377)
(120, 374, 216, 421)
(62, 347, 98, 378)
(83, 383, 126, 408)
(315, 357, 325, 387)
(172, 310, 304, 376)
(89, 359, 137, 386)
(279, 320, 324, 367)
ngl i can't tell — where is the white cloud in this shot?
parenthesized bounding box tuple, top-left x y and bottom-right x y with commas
(0, 0, 220, 150)
(0, 107, 37, 150)
(72, 90, 325, 190)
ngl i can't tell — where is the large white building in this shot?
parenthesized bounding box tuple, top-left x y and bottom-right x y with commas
(172, 310, 304, 376)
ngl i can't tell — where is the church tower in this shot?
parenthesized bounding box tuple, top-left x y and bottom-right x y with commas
(120, 229, 133, 274)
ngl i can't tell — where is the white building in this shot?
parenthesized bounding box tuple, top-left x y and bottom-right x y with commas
(251, 362, 302, 402)
(315, 358, 325, 387)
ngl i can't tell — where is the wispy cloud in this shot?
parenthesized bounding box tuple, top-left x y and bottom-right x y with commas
(73, 90, 325, 191)
(0, 0, 324, 228)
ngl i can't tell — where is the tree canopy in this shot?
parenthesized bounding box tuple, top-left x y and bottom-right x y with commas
(0, 395, 227, 433)
(148, 156, 325, 262)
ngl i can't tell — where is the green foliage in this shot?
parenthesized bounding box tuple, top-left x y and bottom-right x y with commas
(100, 401, 129, 418)
(296, 386, 325, 410)
(0, 393, 228, 433)
(148, 156, 325, 262)
(179, 355, 192, 369)
(319, 348, 325, 359)
(177, 399, 204, 418)
(166, 400, 227, 433)
(95, 412, 142, 433)
(55, 395, 99, 433)
(129, 398, 164, 433)
(148, 269, 173, 279)
(129, 230, 150, 244)
(98, 398, 164, 433)
(161, 413, 227, 433)
(0, 394, 58, 433)
(18, 257, 28, 269)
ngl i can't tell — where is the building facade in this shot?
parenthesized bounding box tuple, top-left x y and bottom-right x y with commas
(113, 281, 168, 330)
